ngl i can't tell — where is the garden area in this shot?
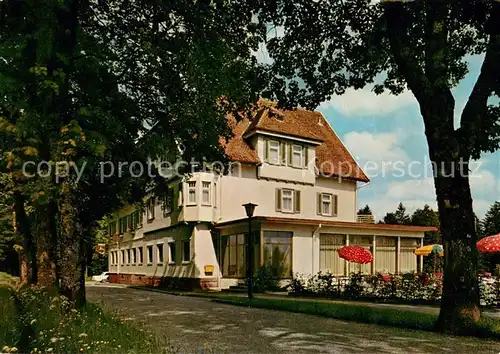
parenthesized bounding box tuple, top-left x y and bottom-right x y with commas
(0, 273, 171, 353)
(287, 271, 500, 307)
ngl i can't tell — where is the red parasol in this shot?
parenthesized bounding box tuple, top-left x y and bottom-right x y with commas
(477, 234, 500, 253)
(337, 245, 373, 264)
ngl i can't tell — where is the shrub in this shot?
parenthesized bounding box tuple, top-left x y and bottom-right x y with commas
(249, 263, 283, 292)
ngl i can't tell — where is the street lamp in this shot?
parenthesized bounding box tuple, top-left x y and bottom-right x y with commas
(242, 202, 257, 299)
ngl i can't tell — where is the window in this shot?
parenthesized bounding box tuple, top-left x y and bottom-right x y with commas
(147, 245, 153, 264)
(110, 252, 115, 265)
(126, 249, 131, 264)
(317, 193, 338, 216)
(268, 140, 280, 164)
(146, 197, 155, 221)
(177, 182, 184, 208)
(138, 247, 143, 264)
(121, 250, 125, 265)
(108, 221, 117, 236)
(219, 233, 259, 278)
(163, 187, 173, 215)
(187, 181, 196, 205)
(131, 210, 140, 229)
(292, 144, 304, 167)
(202, 181, 211, 205)
(157, 244, 164, 264)
(214, 182, 217, 208)
(168, 242, 176, 264)
(276, 188, 301, 214)
(319, 234, 346, 275)
(119, 216, 127, 233)
(182, 240, 191, 262)
(263, 231, 293, 277)
(131, 248, 136, 264)
(282, 189, 294, 212)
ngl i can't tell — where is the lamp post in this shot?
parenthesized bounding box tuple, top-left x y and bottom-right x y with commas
(242, 202, 257, 300)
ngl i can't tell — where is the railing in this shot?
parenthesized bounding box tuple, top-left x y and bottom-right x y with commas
(357, 214, 375, 223)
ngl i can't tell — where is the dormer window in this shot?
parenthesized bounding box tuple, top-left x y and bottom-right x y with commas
(292, 144, 304, 167)
(268, 140, 280, 164)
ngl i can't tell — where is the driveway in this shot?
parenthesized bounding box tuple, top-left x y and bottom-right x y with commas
(87, 284, 500, 353)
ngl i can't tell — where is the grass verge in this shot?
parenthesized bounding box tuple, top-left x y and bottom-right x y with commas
(0, 284, 173, 353)
(213, 296, 500, 339)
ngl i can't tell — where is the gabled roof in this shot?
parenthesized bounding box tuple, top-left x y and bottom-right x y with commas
(223, 108, 369, 183)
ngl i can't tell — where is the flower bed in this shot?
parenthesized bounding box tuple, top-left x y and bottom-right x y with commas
(289, 271, 500, 307)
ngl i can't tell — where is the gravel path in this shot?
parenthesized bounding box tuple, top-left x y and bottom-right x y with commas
(87, 284, 500, 354)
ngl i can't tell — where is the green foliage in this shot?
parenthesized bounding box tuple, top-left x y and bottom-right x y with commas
(382, 202, 411, 225)
(357, 205, 372, 215)
(1, 287, 172, 353)
(250, 263, 283, 292)
(0, 287, 21, 350)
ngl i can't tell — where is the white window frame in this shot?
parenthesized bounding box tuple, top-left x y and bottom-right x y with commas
(168, 242, 176, 264)
(146, 245, 153, 264)
(182, 240, 191, 263)
(268, 140, 280, 165)
(321, 193, 333, 216)
(187, 181, 197, 205)
(146, 197, 155, 221)
(202, 181, 211, 206)
(292, 144, 304, 168)
(157, 243, 164, 265)
(137, 247, 143, 265)
(214, 182, 217, 208)
(281, 189, 294, 213)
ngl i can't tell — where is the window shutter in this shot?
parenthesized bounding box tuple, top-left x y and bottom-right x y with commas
(317, 193, 322, 215)
(333, 195, 338, 216)
(275, 188, 282, 211)
(265, 140, 269, 161)
(294, 190, 301, 213)
(288, 144, 293, 165)
(304, 146, 308, 168)
(280, 142, 286, 164)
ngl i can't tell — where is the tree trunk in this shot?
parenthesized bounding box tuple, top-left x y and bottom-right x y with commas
(36, 202, 58, 288)
(13, 191, 36, 284)
(58, 182, 85, 307)
(417, 91, 480, 334)
(434, 166, 480, 334)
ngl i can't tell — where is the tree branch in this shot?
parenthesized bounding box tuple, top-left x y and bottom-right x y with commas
(383, 1, 432, 105)
(459, 0, 500, 154)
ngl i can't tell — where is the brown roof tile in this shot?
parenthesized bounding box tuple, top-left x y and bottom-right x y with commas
(223, 108, 369, 182)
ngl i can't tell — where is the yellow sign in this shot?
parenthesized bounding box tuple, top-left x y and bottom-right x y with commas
(204, 265, 214, 273)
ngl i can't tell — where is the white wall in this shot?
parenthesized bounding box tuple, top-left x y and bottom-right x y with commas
(219, 168, 357, 223)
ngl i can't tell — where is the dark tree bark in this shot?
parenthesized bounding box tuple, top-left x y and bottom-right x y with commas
(36, 201, 58, 288)
(13, 191, 36, 284)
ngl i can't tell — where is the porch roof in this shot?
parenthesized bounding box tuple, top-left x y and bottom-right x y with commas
(215, 216, 437, 233)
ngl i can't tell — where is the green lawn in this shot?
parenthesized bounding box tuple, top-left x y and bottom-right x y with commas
(0, 275, 173, 353)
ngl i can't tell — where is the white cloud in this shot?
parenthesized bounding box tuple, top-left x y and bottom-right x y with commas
(386, 178, 435, 200)
(344, 131, 410, 164)
(320, 87, 417, 116)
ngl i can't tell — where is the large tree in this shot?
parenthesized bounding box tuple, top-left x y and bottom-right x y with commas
(0, 0, 266, 305)
(258, 0, 500, 333)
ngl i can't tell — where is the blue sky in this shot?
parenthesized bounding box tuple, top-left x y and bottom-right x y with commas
(317, 56, 500, 220)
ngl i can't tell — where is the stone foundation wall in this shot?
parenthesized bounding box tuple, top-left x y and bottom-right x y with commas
(108, 273, 218, 290)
